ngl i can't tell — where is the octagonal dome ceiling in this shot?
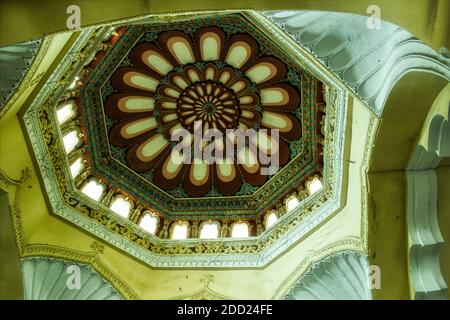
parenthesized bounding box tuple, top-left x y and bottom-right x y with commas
(82, 13, 324, 217)
(23, 10, 348, 267)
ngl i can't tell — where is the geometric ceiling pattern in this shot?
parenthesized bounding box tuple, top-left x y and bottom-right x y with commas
(22, 11, 348, 267)
(83, 13, 323, 218)
(105, 25, 302, 198)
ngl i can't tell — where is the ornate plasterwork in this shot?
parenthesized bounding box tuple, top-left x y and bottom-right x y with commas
(0, 168, 139, 299)
(18, 244, 139, 300)
(22, 11, 349, 268)
(169, 274, 236, 300)
(21, 257, 123, 300)
(0, 39, 43, 115)
(84, 14, 322, 217)
(101, 20, 304, 199)
(282, 250, 372, 300)
(361, 115, 380, 250)
(406, 104, 449, 299)
(271, 240, 365, 299)
(264, 10, 450, 116)
(0, 168, 32, 253)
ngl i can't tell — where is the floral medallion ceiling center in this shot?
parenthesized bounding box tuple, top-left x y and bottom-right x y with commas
(82, 13, 323, 217)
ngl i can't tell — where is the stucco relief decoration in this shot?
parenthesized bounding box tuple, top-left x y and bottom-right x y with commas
(22, 11, 348, 267)
(106, 27, 301, 197)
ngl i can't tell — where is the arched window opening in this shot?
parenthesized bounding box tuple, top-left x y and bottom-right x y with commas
(139, 211, 159, 235)
(81, 178, 105, 201)
(286, 196, 299, 212)
(171, 221, 189, 240)
(307, 176, 323, 195)
(63, 130, 81, 153)
(56, 101, 76, 124)
(264, 211, 278, 230)
(110, 195, 133, 218)
(199, 221, 220, 239)
(231, 221, 250, 238)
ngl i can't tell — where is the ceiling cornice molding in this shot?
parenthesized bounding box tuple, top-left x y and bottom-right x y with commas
(272, 246, 367, 299)
(0, 38, 47, 119)
(0, 166, 140, 300)
(406, 102, 449, 299)
(361, 113, 380, 251)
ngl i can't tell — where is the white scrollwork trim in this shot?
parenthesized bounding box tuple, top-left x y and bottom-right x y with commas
(406, 103, 449, 299)
(282, 251, 372, 300)
(263, 10, 450, 116)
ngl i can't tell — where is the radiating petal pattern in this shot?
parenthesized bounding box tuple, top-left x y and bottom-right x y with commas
(244, 56, 286, 86)
(105, 93, 155, 119)
(224, 34, 259, 69)
(106, 26, 302, 197)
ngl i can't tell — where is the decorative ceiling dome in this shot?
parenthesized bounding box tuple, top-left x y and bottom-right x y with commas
(105, 28, 300, 197)
(23, 11, 346, 267)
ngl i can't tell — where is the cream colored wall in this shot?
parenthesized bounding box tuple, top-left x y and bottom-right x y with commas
(370, 73, 448, 172)
(368, 170, 410, 299)
(1, 0, 448, 51)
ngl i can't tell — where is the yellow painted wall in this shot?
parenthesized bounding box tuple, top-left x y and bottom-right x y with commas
(368, 170, 410, 299)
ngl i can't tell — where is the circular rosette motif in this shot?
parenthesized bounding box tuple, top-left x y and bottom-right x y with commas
(105, 27, 302, 197)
